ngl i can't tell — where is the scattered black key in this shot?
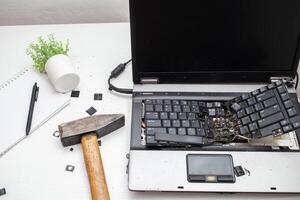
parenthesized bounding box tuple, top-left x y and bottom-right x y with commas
(164, 105, 172, 112)
(281, 93, 289, 101)
(245, 106, 255, 114)
(293, 122, 300, 129)
(260, 86, 268, 92)
(237, 109, 246, 118)
(187, 113, 196, 120)
(231, 103, 241, 111)
(247, 97, 256, 106)
(168, 128, 176, 134)
(252, 89, 260, 96)
(86, 106, 97, 116)
(249, 122, 258, 131)
(280, 120, 289, 126)
(173, 105, 181, 112)
(178, 112, 187, 119)
(241, 116, 251, 125)
(71, 90, 80, 97)
(172, 120, 181, 127)
(277, 85, 286, 93)
(191, 120, 200, 127)
(197, 128, 206, 136)
(240, 126, 250, 135)
(0, 188, 6, 196)
(250, 113, 260, 121)
(181, 120, 190, 127)
(182, 105, 191, 112)
(94, 93, 102, 100)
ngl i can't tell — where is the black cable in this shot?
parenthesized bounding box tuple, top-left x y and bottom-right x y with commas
(296, 73, 299, 89)
(108, 59, 133, 94)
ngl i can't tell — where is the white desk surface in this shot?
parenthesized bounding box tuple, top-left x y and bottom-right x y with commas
(0, 22, 299, 200)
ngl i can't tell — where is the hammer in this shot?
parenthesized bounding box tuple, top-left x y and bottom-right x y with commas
(58, 114, 125, 200)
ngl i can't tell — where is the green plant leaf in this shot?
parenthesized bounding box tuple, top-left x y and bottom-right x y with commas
(26, 34, 70, 73)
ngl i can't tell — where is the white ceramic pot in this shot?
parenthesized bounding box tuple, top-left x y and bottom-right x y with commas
(45, 54, 80, 93)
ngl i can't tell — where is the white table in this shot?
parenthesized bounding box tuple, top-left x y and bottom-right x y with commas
(0, 23, 299, 200)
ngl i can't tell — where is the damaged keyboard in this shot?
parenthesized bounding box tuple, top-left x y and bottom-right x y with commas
(142, 80, 300, 147)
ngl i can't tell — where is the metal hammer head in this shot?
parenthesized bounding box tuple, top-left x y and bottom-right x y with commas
(58, 114, 125, 147)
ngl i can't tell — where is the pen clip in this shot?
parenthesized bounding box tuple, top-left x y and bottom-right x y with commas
(35, 86, 39, 101)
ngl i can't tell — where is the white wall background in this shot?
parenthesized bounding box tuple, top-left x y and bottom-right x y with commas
(0, 0, 129, 25)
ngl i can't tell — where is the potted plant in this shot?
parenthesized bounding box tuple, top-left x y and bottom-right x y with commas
(27, 34, 80, 93)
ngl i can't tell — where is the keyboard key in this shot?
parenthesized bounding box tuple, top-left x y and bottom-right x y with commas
(168, 128, 177, 134)
(208, 108, 217, 116)
(155, 99, 163, 104)
(256, 90, 274, 102)
(191, 105, 200, 112)
(245, 106, 255, 114)
(284, 100, 293, 109)
(287, 108, 297, 117)
(145, 99, 153, 104)
(146, 120, 162, 127)
(277, 85, 286, 94)
(206, 102, 213, 108)
(237, 109, 246, 118)
(146, 135, 156, 145)
(198, 102, 206, 107)
(197, 128, 206, 136)
(293, 122, 300, 129)
(155, 133, 204, 145)
(180, 100, 188, 105)
(162, 120, 171, 127)
(252, 89, 260, 96)
(240, 126, 250, 135)
(164, 100, 171, 104)
(281, 93, 289, 101)
(155, 105, 163, 112)
(247, 97, 257, 106)
(178, 112, 187, 119)
(263, 97, 277, 108)
(260, 86, 267, 92)
(283, 125, 292, 132)
(145, 112, 159, 119)
(160, 112, 168, 119)
(172, 100, 180, 105)
(145, 104, 154, 111)
(173, 105, 181, 112)
(164, 105, 172, 112)
(241, 116, 251, 125)
(191, 120, 200, 128)
(260, 123, 281, 137)
(280, 120, 289, 126)
(213, 102, 222, 107)
(181, 120, 190, 127)
(172, 120, 181, 127)
(169, 112, 177, 119)
(259, 105, 280, 118)
(178, 128, 186, 135)
(254, 102, 264, 111)
(250, 113, 260, 121)
(258, 112, 284, 128)
(275, 80, 283, 86)
(231, 102, 241, 111)
(268, 83, 275, 89)
(239, 101, 248, 108)
(187, 113, 196, 120)
(249, 122, 258, 131)
(146, 128, 167, 135)
(187, 128, 196, 136)
(182, 105, 191, 112)
(242, 94, 250, 100)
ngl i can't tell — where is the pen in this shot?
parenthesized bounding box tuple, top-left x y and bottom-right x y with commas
(26, 82, 39, 136)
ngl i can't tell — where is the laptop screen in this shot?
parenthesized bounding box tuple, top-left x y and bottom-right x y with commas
(130, 0, 300, 83)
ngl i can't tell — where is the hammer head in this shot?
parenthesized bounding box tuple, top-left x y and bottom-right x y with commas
(58, 114, 125, 147)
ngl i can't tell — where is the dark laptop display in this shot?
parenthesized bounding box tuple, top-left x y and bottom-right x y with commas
(130, 0, 300, 83)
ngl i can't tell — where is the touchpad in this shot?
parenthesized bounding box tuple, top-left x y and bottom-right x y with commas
(187, 154, 235, 183)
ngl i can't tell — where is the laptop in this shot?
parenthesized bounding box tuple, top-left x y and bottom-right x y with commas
(127, 0, 300, 193)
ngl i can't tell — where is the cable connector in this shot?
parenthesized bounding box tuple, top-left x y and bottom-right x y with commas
(110, 63, 126, 78)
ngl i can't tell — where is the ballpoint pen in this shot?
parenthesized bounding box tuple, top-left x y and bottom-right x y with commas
(26, 82, 39, 136)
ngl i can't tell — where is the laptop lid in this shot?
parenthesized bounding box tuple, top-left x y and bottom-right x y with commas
(129, 0, 300, 84)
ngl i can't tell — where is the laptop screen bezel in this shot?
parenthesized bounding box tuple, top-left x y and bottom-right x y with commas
(129, 0, 300, 84)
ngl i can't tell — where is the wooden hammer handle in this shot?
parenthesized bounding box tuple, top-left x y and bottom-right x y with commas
(81, 133, 110, 200)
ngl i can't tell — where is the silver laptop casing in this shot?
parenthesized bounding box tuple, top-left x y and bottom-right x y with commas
(128, 83, 300, 193)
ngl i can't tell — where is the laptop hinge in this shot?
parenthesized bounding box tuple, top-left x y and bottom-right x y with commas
(270, 76, 294, 87)
(140, 78, 159, 84)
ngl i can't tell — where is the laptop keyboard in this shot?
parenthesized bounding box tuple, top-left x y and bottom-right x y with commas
(142, 80, 300, 147)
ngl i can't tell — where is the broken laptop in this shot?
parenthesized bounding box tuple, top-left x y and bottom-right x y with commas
(128, 0, 300, 193)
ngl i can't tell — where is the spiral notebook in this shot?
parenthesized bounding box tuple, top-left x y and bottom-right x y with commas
(0, 67, 70, 157)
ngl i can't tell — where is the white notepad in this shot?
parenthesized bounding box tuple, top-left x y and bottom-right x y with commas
(0, 67, 70, 157)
